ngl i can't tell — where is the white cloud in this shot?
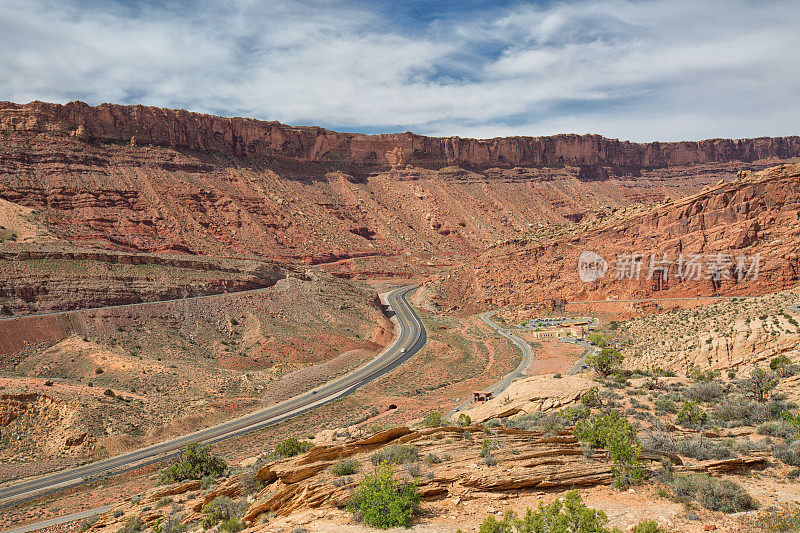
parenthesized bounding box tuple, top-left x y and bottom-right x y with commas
(0, 0, 798, 141)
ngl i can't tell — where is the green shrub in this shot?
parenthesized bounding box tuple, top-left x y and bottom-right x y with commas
(688, 368, 720, 382)
(405, 462, 422, 477)
(424, 411, 444, 427)
(509, 409, 581, 433)
(671, 474, 758, 513)
(771, 354, 792, 372)
(748, 365, 779, 403)
(478, 490, 615, 532)
(779, 410, 800, 435)
(676, 437, 732, 460)
(201, 496, 247, 529)
(331, 459, 359, 476)
(274, 437, 313, 458)
(774, 440, 800, 466)
(651, 367, 676, 377)
(574, 410, 643, 488)
(219, 518, 245, 533)
(104, 388, 115, 397)
(633, 520, 663, 533)
(117, 516, 143, 533)
(347, 465, 420, 529)
(239, 469, 265, 495)
(744, 507, 800, 532)
(611, 372, 630, 386)
(156, 496, 173, 508)
(587, 332, 612, 348)
(677, 400, 707, 426)
(159, 442, 227, 484)
(654, 396, 678, 414)
(457, 413, 472, 426)
(756, 420, 796, 439)
(95, 367, 104, 374)
(643, 432, 732, 460)
(713, 395, 786, 426)
(152, 515, 185, 533)
(684, 382, 722, 402)
(424, 453, 442, 465)
(481, 438, 500, 458)
(559, 404, 591, 423)
(370, 444, 419, 466)
(78, 516, 99, 532)
(581, 386, 603, 408)
(587, 349, 624, 376)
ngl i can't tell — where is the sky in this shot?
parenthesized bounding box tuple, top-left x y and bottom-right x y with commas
(1, 0, 799, 141)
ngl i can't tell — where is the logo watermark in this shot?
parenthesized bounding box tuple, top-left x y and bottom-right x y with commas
(578, 250, 608, 282)
(577, 251, 761, 282)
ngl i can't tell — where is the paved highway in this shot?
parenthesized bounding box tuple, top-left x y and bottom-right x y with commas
(448, 311, 599, 417)
(1, 506, 114, 533)
(564, 338, 599, 375)
(477, 311, 534, 396)
(448, 310, 534, 416)
(0, 285, 426, 512)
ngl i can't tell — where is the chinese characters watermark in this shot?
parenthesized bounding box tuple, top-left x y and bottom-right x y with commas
(577, 251, 761, 282)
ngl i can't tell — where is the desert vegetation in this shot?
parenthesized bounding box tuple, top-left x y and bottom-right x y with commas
(159, 443, 227, 485)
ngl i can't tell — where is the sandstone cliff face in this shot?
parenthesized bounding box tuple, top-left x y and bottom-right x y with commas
(439, 164, 800, 311)
(0, 251, 288, 315)
(2, 100, 799, 170)
(0, 112, 780, 261)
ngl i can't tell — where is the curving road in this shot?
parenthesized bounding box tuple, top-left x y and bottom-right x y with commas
(477, 311, 534, 396)
(0, 285, 426, 511)
(448, 310, 533, 417)
(497, 315, 599, 376)
(448, 311, 600, 417)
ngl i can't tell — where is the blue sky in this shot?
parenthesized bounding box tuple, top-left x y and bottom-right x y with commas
(1, 0, 799, 141)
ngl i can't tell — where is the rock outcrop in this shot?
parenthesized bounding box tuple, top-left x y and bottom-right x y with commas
(3, 101, 799, 170)
(462, 375, 595, 423)
(82, 424, 771, 532)
(440, 163, 800, 311)
(241, 426, 613, 524)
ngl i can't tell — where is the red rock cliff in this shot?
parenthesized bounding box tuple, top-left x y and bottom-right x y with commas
(2, 100, 799, 170)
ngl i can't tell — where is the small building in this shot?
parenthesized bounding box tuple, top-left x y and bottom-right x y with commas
(530, 328, 567, 339)
(568, 325, 586, 337)
(473, 391, 493, 402)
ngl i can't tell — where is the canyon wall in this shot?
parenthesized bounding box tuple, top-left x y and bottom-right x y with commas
(2, 100, 799, 171)
(436, 163, 800, 312)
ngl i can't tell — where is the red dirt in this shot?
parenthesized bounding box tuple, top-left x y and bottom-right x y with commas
(519, 338, 586, 375)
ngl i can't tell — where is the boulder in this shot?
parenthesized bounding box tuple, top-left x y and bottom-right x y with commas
(462, 375, 594, 423)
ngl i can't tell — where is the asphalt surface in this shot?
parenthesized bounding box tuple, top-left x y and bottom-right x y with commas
(447, 310, 534, 416)
(565, 338, 599, 375)
(477, 311, 534, 396)
(1, 506, 114, 533)
(0, 285, 426, 514)
(448, 311, 600, 417)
